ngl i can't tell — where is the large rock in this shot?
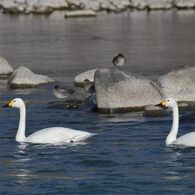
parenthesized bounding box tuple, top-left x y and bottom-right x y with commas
(74, 68, 97, 87)
(95, 68, 163, 113)
(158, 67, 195, 102)
(8, 66, 54, 89)
(0, 56, 14, 77)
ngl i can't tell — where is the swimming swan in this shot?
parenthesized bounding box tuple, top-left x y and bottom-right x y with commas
(3, 98, 96, 144)
(158, 98, 195, 147)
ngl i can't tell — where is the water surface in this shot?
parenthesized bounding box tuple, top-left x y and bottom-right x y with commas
(1, 10, 195, 194)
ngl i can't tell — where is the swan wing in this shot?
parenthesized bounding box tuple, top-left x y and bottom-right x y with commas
(25, 127, 96, 144)
(173, 132, 195, 147)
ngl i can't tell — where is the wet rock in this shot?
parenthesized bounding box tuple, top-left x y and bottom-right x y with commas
(0, 56, 14, 77)
(48, 87, 96, 111)
(74, 68, 97, 87)
(144, 105, 168, 117)
(158, 67, 195, 102)
(95, 68, 163, 113)
(8, 66, 54, 89)
(65, 10, 96, 18)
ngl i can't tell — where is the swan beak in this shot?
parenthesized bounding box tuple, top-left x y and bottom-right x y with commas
(156, 100, 167, 108)
(2, 100, 13, 108)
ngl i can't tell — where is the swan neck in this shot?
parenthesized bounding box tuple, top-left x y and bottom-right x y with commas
(166, 103, 179, 145)
(16, 103, 26, 142)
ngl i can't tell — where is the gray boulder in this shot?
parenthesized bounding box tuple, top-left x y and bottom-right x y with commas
(8, 66, 54, 89)
(95, 68, 163, 113)
(158, 67, 195, 102)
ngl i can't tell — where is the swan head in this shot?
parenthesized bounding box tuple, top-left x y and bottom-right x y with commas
(3, 98, 25, 108)
(157, 98, 177, 108)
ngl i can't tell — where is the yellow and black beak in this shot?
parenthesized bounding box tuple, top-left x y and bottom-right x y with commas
(156, 100, 167, 108)
(2, 100, 14, 108)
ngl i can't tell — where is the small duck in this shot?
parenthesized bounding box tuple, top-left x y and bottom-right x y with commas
(112, 53, 125, 68)
(83, 79, 95, 94)
(53, 85, 74, 99)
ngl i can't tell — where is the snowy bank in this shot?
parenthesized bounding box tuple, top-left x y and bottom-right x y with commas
(1, 0, 194, 15)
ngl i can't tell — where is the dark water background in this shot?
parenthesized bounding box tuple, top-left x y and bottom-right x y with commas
(1, 10, 195, 194)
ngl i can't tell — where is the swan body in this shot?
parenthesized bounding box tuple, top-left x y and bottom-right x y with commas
(3, 98, 96, 144)
(25, 127, 94, 144)
(158, 98, 195, 147)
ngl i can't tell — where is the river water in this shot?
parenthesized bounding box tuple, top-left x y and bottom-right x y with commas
(1, 10, 195, 194)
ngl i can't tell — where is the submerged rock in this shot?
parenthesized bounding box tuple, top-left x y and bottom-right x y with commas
(144, 105, 168, 117)
(74, 68, 97, 87)
(8, 66, 54, 89)
(0, 56, 14, 77)
(158, 67, 195, 102)
(49, 87, 96, 111)
(95, 68, 163, 113)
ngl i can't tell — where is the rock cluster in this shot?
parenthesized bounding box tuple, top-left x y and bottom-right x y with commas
(1, 0, 195, 15)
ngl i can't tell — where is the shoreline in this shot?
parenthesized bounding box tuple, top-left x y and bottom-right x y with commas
(0, 0, 195, 15)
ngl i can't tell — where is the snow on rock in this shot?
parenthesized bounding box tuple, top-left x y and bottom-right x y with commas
(158, 67, 195, 102)
(0, 56, 14, 77)
(95, 68, 163, 113)
(65, 10, 96, 18)
(74, 69, 97, 87)
(8, 66, 54, 89)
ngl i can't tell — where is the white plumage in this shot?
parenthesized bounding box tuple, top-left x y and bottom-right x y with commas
(159, 98, 195, 147)
(3, 98, 96, 144)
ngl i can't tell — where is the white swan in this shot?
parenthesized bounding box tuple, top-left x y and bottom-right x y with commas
(158, 98, 195, 147)
(3, 98, 96, 144)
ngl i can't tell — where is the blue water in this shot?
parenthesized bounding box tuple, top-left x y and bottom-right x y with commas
(1, 10, 195, 194)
